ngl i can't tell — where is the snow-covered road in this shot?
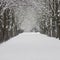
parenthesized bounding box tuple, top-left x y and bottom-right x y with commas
(0, 33, 60, 60)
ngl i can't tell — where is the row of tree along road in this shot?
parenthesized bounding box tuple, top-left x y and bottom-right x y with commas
(0, 0, 60, 43)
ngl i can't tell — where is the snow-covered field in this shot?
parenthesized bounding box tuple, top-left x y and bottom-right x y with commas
(0, 32, 60, 60)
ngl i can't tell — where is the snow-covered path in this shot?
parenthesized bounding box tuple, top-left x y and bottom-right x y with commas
(0, 33, 60, 60)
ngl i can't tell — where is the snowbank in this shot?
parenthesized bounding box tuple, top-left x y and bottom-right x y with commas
(0, 32, 60, 60)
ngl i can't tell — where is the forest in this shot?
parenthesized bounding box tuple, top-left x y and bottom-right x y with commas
(0, 0, 60, 43)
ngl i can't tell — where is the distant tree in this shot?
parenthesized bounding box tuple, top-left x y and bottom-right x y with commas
(0, 0, 7, 42)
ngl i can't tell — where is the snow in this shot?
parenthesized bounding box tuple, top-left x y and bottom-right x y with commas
(0, 32, 60, 60)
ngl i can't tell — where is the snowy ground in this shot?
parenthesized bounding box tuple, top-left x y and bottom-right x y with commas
(0, 32, 60, 60)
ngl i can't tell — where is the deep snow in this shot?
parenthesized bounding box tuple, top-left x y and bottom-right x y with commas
(0, 32, 60, 60)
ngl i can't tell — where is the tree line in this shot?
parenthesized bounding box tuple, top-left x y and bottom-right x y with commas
(0, 0, 23, 43)
(0, 0, 60, 43)
(39, 0, 60, 39)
